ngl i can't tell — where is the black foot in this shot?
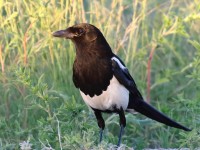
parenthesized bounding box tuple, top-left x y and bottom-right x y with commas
(117, 125, 124, 147)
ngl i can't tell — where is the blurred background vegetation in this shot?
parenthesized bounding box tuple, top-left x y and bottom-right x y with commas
(0, 0, 200, 149)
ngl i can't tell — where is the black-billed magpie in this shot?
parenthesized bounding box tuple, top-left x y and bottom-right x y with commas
(53, 23, 191, 146)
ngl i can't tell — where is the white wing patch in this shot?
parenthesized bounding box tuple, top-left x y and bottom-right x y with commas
(80, 76, 129, 111)
(111, 57, 126, 70)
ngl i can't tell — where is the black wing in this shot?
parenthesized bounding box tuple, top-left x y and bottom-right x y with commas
(111, 58, 191, 131)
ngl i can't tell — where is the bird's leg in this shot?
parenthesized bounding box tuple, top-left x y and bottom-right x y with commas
(94, 110, 105, 143)
(99, 128, 103, 143)
(117, 107, 126, 147)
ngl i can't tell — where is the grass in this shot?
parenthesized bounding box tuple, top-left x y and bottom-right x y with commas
(0, 0, 200, 149)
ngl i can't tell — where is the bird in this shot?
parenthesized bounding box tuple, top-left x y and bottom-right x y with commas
(52, 23, 191, 146)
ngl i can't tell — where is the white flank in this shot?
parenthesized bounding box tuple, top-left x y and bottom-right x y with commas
(80, 76, 129, 111)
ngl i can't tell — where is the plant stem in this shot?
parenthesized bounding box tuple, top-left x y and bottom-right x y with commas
(147, 43, 157, 103)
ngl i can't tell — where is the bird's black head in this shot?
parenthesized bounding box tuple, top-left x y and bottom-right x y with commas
(53, 23, 113, 58)
(53, 23, 99, 43)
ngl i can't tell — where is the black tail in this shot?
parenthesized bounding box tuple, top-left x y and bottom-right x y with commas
(129, 96, 191, 131)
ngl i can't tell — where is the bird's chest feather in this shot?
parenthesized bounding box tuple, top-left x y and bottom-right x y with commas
(73, 57, 113, 97)
(80, 76, 129, 111)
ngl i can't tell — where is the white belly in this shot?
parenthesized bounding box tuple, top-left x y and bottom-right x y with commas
(80, 76, 129, 111)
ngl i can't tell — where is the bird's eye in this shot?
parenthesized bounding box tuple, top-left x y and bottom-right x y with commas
(77, 28, 84, 35)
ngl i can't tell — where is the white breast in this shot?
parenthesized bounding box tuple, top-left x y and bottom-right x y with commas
(80, 76, 129, 111)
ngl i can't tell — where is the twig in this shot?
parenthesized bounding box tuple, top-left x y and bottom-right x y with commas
(0, 45, 4, 73)
(146, 43, 158, 103)
(54, 114, 63, 150)
(23, 22, 33, 65)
